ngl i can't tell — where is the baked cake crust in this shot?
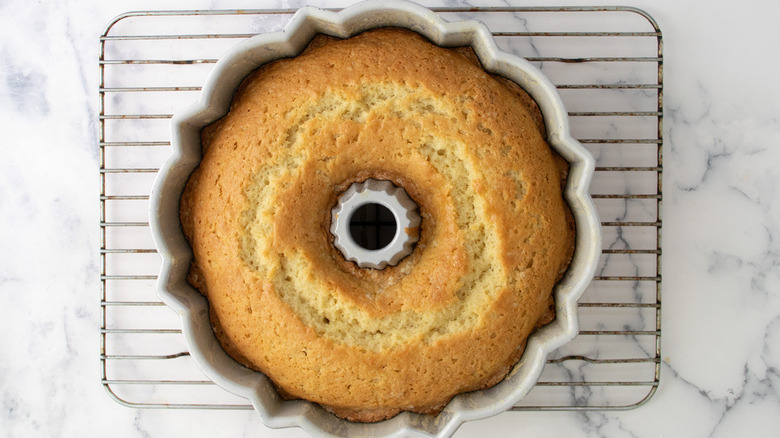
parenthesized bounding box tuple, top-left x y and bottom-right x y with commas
(180, 28, 574, 422)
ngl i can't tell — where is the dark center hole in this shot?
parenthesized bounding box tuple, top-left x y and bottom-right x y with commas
(349, 203, 397, 250)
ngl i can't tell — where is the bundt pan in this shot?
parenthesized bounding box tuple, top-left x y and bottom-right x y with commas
(150, 1, 601, 436)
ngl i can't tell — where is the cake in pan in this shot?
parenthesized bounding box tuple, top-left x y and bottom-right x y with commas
(180, 28, 574, 422)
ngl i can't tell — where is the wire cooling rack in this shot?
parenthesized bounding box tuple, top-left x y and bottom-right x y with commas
(99, 6, 662, 413)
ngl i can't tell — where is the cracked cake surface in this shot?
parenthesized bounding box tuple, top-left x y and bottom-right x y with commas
(179, 28, 575, 422)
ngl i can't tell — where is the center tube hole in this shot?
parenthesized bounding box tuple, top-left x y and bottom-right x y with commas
(349, 203, 397, 250)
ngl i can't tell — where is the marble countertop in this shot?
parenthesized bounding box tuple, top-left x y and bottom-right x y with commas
(2, 0, 779, 436)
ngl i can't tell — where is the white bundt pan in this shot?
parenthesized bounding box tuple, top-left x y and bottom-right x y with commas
(150, 1, 601, 436)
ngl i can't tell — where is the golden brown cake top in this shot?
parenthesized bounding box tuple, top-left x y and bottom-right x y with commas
(180, 28, 574, 421)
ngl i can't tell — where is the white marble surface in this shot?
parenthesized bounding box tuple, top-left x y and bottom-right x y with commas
(2, 0, 780, 437)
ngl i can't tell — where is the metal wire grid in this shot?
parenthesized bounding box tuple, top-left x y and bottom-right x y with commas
(99, 6, 662, 413)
